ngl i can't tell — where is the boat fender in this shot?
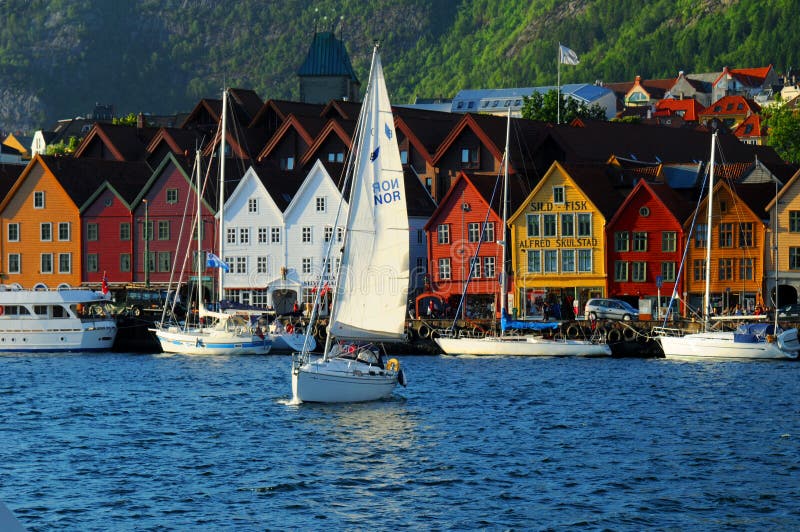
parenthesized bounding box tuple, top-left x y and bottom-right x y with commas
(566, 325, 580, 338)
(428, 328, 439, 339)
(398, 368, 407, 387)
(386, 358, 400, 372)
(286, 324, 294, 334)
(418, 324, 431, 338)
(608, 328, 622, 343)
(623, 327, 637, 341)
(597, 326, 608, 338)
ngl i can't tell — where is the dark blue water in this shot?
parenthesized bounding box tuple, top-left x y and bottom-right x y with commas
(1, 353, 799, 530)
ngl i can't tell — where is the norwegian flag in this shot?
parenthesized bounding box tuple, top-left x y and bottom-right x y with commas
(101, 271, 109, 295)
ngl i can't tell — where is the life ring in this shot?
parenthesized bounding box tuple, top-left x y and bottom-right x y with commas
(0, 306, 4, 316)
(608, 328, 622, 343)
(286, 324, 294, 334)
(386, 358, 400, 371)
(566, 325, 580, 339)
(623, 327, 637, 341)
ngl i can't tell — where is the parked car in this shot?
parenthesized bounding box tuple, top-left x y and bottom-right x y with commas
(110, 288, 186, 318)
(776, 303, 800, 319)
(584, 298, 639, 321)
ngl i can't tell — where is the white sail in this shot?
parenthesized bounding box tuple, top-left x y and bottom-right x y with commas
(328, 52, 409, 342)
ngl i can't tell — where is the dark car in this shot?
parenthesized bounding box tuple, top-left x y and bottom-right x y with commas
(110, 288, 186, 318)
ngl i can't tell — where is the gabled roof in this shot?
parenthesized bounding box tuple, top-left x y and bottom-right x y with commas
(80, 161, 153, 211)
(257, 114, 326, 162)
(766, 167, 800, 211)
(74, 123, 159, 161)
(249, 162, 306, 212)
(228, 88, 264, 125)
(248, 99, 326, 129)
(715, 65, 773, 88)
(606, 179, 693, 229)
(321, 100, 362, 120)
(299, 118, 357, 167)
(145, 127, 206, 156)
(561, 162, 628, 219)
(298, 31, 359, 82)
(733, 114, 765, 139)
(701, 95, 761, 116)
(626, 75, 675, 100)
(655, 98, 705, 121)
(0, 162, 25, 200)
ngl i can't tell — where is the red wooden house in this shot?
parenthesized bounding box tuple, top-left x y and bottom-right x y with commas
(605, 179, 693, 317)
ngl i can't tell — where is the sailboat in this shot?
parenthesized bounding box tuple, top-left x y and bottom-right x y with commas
(152, 90, 271, 356)
(655, 132, 799, 360)
(434, 110, 611, 357)
(291, 46, 407, 403)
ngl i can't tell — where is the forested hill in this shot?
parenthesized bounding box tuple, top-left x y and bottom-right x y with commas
(1, 0, 798, 133)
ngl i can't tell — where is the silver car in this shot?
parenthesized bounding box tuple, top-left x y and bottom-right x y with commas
(584, 298, 639, 321)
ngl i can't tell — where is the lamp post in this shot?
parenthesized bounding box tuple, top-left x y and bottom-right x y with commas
(143, 199, 149, 288)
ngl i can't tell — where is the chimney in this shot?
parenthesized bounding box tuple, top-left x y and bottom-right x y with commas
(137, 113, 145, 128)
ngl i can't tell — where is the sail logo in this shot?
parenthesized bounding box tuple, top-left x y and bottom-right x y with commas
(374, 178, 403, 205)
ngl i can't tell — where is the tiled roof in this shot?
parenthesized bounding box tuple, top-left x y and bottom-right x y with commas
(701, 95, 761, 116)
(733, 114, 764, 139)
(39, 156, 152, 207)
(655, 98, 705, 121)
(297, 31, 359, 82)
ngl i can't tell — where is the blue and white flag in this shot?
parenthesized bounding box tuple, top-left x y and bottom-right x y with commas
(206, 252, 229, 272)
(559, 44, 580, 66)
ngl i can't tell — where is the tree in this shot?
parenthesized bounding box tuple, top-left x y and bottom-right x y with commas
(520, 89, 606, 123)
(45, 136, 80, 156)
(112, 113, 138, 126)
(764, 102, 800, 163)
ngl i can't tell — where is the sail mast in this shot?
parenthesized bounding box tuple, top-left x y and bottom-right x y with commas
(704, 132, 716, 328)
(218, 88, 228, 303)
(500, 107, 511, 323)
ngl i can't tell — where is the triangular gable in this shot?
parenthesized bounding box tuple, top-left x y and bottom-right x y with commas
(733, 114, 764, 139)
(180, 98, 222, 130)
(606, 179, 687, 229)
(0, 155, 56, 213)
(766, 167, 800, 211)
(73, 124, 126, 161)
(298, 119, 355, 167)
(257, 114, 318, 161)
(79, 180, 135, 213)
(224, 165, 285, 222)
(686, 178, 765, 228)
(424, 171, 497, 231)
(131, 152, 215, 215)
(248, 99, 326, 129)
(321, 100, 361, 120)
(431, 114, 503, 166)
(394, 116, 434, 165)
(283, 159, 345, 218)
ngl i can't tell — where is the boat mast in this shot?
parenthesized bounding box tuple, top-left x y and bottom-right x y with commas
(218, 88, 228, 303)
(500, 107, 510, 326)
(704, 132, 716, 329)
(195, 149, 203, 318)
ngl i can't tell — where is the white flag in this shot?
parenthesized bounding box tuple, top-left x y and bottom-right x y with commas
(559, 44, 580, 66)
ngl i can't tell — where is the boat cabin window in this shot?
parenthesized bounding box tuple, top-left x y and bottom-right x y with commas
(4, 305, 30, 316)
(53, 305, 68, 318)
(33, 305, 48, 316)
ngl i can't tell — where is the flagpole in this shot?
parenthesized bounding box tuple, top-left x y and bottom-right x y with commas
(557, 43, 561, 125)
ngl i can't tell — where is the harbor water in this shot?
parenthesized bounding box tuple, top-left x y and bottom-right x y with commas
(1, 352, 799, 530)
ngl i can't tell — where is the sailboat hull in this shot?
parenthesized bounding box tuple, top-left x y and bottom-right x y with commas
(292, 357, 398, 403)
(153, 328, 271, 355)
(435, 335, 611, 357)
(657, 329, 800, 360)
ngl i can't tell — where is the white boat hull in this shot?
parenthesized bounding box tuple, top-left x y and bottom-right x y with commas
(434, 335, 612, 357)
(0, 323, 116, 352)
(269, 332, 316, 353)
(292, 356, 398, 403)
(153, 327, 271, 355)
(657, 330, 800, 360)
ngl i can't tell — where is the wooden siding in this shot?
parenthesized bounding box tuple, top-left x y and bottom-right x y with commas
(1, 162, 82, 288)
(82, 187, 134, 284)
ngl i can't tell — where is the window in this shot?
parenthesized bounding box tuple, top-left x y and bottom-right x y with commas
(483, 223, 495, 243)
(718, 258, 733, 280)
(438, 258, 451, 280)
(578, 249, 592, 272)
(271, 227, 281, 244)
(227, 227, 236, 244)
(192, 222, 205, 241)
(577, 213, 591, 237)
(561, 249, 575, 272)
(223, 257, 233, 273)
(639, 206, 650, 217)
(239, 227, 249, 245)
(483, 256, 495, 278)
(337, 227, 344, 242)
(544, 250, 558, 273)
(693, 259, 706, 281)
(58, 222, 70, 241)
(258, 227, 268, 244)
(34, 191, 45, 209)
(527, 250, 541, 273)
(280, 157, 294, 170)
(58, 253, 71, 273)
(615, 231, 629, 252)
(561, 214, 574, 237)
(8, 223, 19, 242)
(633, 232, 648, 252)
(470, 257, 481, 278)
(790, 211, 800, 232)
(40, 222, 52, 242)
(437, 224, 450, 244)
(614, 261, 628, 282)
(302, 227, 312, 243)
(738, 222, 753, 248)
(235, 257, 246, 274)
(662, 262, 676, 282)
(417, 230, 424, 244)
(791, 248, 800, 270)
(526, 215, 540, 237)
(158, 252, 171, 272)
(257, 256, 268, 274)
(8, 254, 20, 274)
(324, 226, 334, 243)
(719, 223, 733, 248)
(400, 150, 408, 164)
(695, 224, 708, 248)
(468, 222, 480, 243)
(158, 221, 170, 241)
(316, 197, 326, 212)
(142, 221, 153, 241)
(86, 223, 99, 241)
(460, 147, 479, 168)
(632, 262, 646, 282)
(120, 253, 131, 272)
(248, 198, 258, 213)
(166, 189, 178, 204)
(719, 200, 727, 213)
(302, 258, 312, 274)
(553, 186, 565, 204)
(543, 214, 556, 237)
(146, 252, 156, 274)
(740, 258, 754, 280)
(120, 222, 130, 241)
(86, 253, 98, 273)
(662, 231, 677, 252)
(41, 253, 53, 274)
(327, 152, 344, 163)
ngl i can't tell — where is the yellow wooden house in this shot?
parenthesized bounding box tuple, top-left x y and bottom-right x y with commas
(507, 161, 624, 319)
(764, 169, 800, 306)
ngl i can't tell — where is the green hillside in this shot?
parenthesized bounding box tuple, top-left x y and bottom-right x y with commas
(1, 0, 798, 133)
